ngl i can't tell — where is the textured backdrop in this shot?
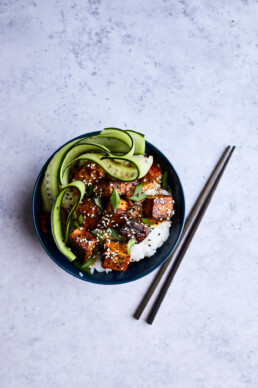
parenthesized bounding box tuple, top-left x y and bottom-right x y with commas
(0, 1, 258, 387)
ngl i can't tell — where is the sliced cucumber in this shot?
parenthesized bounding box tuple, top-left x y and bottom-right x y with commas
(51, 181, 86, 261)
(98, 127, 135, 157)
(40, 139, 80, 211)
(102, 154, 153, 179)
(125, 130, 145, 155)
(79, 129, 145, 155)
(79, 136, 130, 154)
(65, 153, 140, 181)
(60, 143, 110, 186)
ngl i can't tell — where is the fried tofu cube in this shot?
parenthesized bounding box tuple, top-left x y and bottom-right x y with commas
(93, 180, 125, 197)
(93, 179, 139, 198)
(75, 198, 99, 230)
(100, 199, 128, 227)
(68, 227, 97, 262)
(128, 200, 143, 220)
(102, 240, 130, 271)
(143, 195, 174, 220)
(140, 162, 162, 192)
(120, 217, 150, 243)
(74, 161, 106, 184)
(140, 162, 162, 183)
(99, 199, 128, 227)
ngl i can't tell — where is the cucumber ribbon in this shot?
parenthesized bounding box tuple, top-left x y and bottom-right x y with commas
(51, 181, 86, 261)
(41, 128, 151, 213)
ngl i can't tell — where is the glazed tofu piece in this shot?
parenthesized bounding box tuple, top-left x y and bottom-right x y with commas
(102, 240, 130, 271)
(74, 161, 106, 184)
(93, 179, 139, 198)
(100, 199, 128, 227)
(93, 180, 125, 197)
(140, 162, 162, 192)
(120, 217, 150, 243)
(128, 200, 144, 220)
(143, 195, 174, 220)
(68, 227, 97, 262)
(75, 198, 99, 230)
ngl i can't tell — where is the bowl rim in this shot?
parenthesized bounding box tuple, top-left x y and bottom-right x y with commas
(32, 131, 185, 284)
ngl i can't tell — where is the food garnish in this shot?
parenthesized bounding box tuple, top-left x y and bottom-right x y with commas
(141, 218, 155, 226)
(110, 188, 120, 214)
(129, 193, 148, 201)
(94, 197, 103, 211)
(127, 238, 136, 254)
(162, 171, 168, 189)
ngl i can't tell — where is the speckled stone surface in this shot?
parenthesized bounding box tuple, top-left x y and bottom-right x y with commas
(0, 1, 258, 387)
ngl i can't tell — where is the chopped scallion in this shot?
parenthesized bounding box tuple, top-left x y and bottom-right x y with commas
(91, 228, 104, 240)
(81, 256, 96, 270)
(94, 197, 103, 211)
(86, 185, 93, 198)
(78, 214, 83, 225)
(129, 193, 147, 201)
(108, 227, 125, 242)
(141, 218, 154, 226)
(133, 183, 143, 196)
(127, 238, 136, 254)
(110, 188, 120, 213)
(73, 257, 95, 275)
(162, 171, 168, 189)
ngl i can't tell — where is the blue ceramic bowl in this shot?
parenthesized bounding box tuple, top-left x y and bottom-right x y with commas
(32, 131, 185, 285)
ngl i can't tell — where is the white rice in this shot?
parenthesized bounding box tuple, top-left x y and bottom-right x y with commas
(130, 220, 171, 262)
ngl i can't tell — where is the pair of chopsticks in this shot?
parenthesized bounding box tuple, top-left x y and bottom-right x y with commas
(134, 146, 235, 324)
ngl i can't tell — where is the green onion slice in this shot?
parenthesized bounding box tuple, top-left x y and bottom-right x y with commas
(91, 228, 104, 240)
(110, 188, 120, 213)
(132, 183, 143, 197)
(129, 193, 147, 201)
(78, 214, 83, 225)
(72, 211, 77, 220)
(86, 184, 93, 198)
(127, 238, 136, 254)
(162, 171, 168, 189)
(141, 218, 154, 226)
(107, 227, 125, 242)
(73, 256, 96, 275)
(94, 197, 103, 211)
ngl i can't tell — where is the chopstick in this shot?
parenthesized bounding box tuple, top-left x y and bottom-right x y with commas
(146, 146, 235, 324)
(134, 146, 231, 320)
(134, 146, 235, 322)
